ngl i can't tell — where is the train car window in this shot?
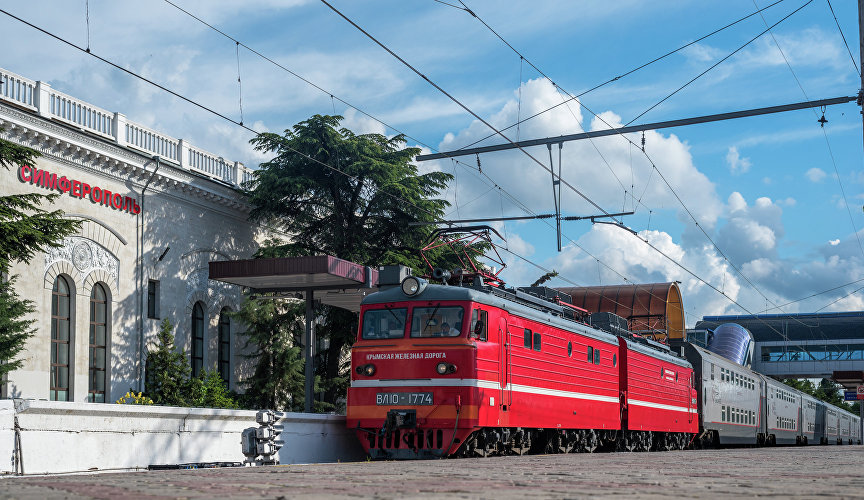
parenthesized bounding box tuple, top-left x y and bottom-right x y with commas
(587, 346, 593, 362)
(660, 368, 665, 378)
(675, 372, 679, 382)
(524, 329, 532, 348)
(361, 308, 408, 339)
(612, 353, 617, 367)
(567, 342, 572, 357)
(533, 332, 541, 352)
(711, 364, 714, 380)
(469, 309, 488, 341)
(410, 306, 464, 338)
(593, 349, 600, 365)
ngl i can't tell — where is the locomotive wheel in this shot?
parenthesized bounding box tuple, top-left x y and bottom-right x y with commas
(543, 430, 560, 455)
(558, 430, 575, 454)
(510, 428, 531, 456)
(620, 431, 638, 452)
(640, 432, 653, 452)
(580, 429, 598, 453)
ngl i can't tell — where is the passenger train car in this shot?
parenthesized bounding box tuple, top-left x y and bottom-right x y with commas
(346, 268, 860, 458)
(681, 342, 861, 449)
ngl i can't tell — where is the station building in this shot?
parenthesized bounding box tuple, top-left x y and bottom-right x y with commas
(0, 67, 268, 402)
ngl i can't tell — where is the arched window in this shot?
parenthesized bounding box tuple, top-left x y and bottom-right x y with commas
(191, 302, 205, 377)
(51, 275, 72, 401)
(218, 308, 231, 385)
(88, 283, 109, 403)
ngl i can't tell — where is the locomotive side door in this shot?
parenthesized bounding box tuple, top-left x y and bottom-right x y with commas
(498, 315, 511, 417)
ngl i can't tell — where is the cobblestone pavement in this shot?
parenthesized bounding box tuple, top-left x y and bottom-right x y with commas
(3, 446, 864, 499)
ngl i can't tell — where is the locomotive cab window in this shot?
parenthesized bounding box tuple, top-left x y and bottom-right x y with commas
(362, 308, 407, 339)
(533, 332, 541, 351)
(593, 349, 600, 365)
(587, 346, 594, 362)
(469, 309, 488, 341)
(410, 306, 464, 338)
(567, 342, 572, 357)
(524, 329, 532, 348)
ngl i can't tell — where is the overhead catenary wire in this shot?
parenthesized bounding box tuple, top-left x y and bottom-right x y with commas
(436, 0, 824, 344)
(623, 0, 813, 127)
(158, 0, 752, 322)
(160, 0, 542, 225)
(318, 0, 690, 320)
(0, 8, 457, 232)
(463, 0, 828, 324)
(752, 0, 864, 288)
(825, 0, 860, 76)
(756, 276, 864, 313)
(0, 4, 631, 317)
(446, 0, 790, 154)
(318, 0, 626, 230)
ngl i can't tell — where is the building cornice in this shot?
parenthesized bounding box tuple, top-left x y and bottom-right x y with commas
(0, 101, 252, 214)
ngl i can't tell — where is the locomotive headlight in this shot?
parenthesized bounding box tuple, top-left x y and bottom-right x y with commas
(400, 276, 427, 296)
(436, 362, 457, 375)
(356, 363, 376, 376)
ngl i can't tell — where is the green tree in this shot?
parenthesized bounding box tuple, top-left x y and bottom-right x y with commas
(188, 370, 240, 409)
(782, 377, 855, 411)
(145, 319, 191, 406)
(243, 114, 458, 409)
(0, 136, 79, 383)
(233, 297, 306, 411)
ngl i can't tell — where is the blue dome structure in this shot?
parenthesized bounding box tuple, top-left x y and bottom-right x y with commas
(707, 323, 754, 367)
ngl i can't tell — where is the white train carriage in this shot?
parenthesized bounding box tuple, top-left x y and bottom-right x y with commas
(849, 411, 862, 445)
(839, 410, 852, 445)
(823, 406, 840, 445)
(685, 344, 762, 445)
(760, 375, 801, 445)
(799, 394, 819, 445)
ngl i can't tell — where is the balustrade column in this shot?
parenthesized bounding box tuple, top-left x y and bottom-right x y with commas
(113, 113, 127, 147)
(178, 139, 190, 169)
(35, 81, 51, 118)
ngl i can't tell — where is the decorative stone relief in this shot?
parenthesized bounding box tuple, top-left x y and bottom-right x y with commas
(186, 267, 239, 308)
(45, 236, 119, 288)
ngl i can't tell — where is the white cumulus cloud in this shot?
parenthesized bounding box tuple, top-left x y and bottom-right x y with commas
(725, 146, 751, 175)
(806, 167, 827, 183)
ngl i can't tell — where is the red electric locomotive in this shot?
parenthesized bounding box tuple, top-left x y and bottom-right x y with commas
(346, 265, 697, 458)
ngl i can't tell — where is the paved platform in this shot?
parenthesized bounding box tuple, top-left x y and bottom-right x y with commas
(2, 446, 864, 499)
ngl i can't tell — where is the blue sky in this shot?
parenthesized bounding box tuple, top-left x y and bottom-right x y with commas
(3, 0, 864, 326)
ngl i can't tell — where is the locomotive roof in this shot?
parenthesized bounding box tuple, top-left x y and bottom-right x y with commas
(363, 283, 622, 345)
(621, 337, 691, 369)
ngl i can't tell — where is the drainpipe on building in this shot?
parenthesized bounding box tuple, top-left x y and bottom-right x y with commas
(137, 156, 161, 393)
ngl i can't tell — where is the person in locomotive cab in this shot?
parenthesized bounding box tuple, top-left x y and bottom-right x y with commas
(439, 322, 459, 336)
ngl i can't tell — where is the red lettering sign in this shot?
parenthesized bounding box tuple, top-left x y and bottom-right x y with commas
(15, 164, 140, 215)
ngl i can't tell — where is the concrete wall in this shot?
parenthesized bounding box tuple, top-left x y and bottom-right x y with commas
(0, 400, 365, 475)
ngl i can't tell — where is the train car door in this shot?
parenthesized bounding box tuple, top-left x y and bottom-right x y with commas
(498, 315, 511, 416)
(688, 371, 695, 424)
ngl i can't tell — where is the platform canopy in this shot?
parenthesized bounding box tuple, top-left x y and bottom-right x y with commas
(208, 255, 378, 312)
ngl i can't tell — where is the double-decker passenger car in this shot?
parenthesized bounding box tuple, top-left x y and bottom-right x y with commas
(683, 344, 763, 445)
(346, 271, 698, 458)
(683, 343, 861, 448)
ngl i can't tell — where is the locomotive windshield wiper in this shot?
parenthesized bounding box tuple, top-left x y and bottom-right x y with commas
(423, 302, 442, 335)
(383, 304, 403, 327)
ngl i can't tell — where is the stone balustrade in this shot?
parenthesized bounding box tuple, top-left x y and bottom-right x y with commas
(0, 67, 252, 187)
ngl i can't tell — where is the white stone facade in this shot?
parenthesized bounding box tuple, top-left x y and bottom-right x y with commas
(0, 68, 266, 402)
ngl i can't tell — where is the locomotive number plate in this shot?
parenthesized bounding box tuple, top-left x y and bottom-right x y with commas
(376, 392, 433, 405)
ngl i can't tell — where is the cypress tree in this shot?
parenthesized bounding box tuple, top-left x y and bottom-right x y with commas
(0, 135, 79, 386)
